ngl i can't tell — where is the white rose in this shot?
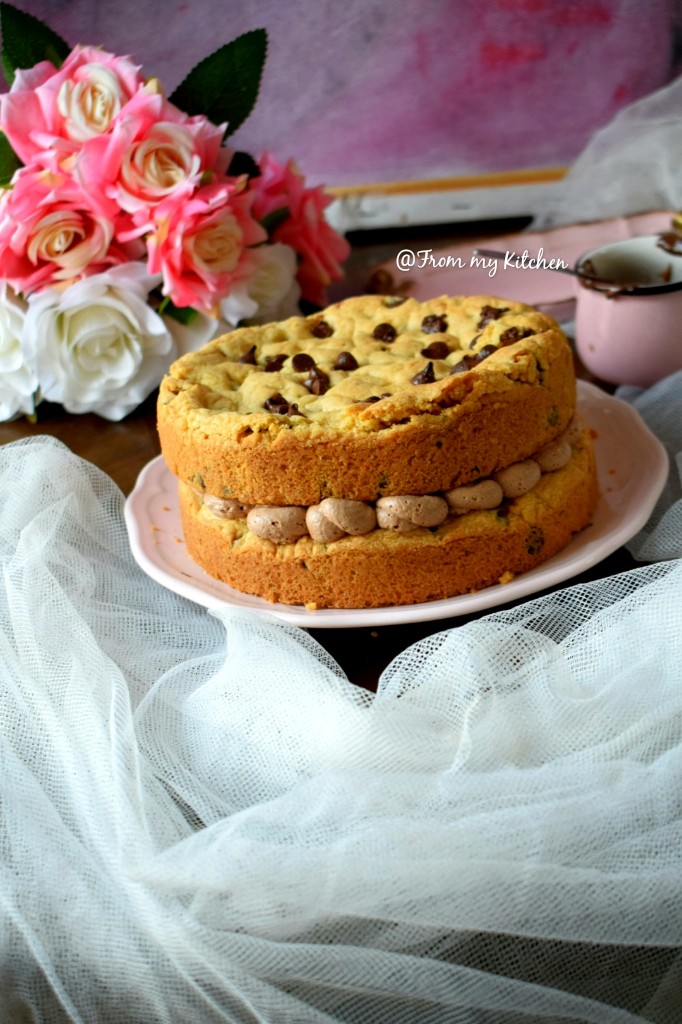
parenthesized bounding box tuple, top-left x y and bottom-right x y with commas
(0, 283, 37, 421)
(161, 308, 217, 357)
(220, 244, 301, 327)
(24, 263, 176, 421)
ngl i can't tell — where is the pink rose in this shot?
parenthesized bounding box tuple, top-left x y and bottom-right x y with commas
(74, 91, 228, 221)
(146, 178, 266, 314)
(0, 46, 145, 164)
(118, 115, 226, 213)
(0, 164, 140, 294)
(250, 153, 349, 307)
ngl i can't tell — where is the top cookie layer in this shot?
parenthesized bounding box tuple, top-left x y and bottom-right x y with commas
(158, 294, 576, 505)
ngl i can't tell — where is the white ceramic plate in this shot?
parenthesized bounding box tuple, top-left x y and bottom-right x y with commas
(124, 382, 668, 628)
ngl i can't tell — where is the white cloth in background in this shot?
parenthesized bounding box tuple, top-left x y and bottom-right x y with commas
(531, 74, 682, 230)
(0, 409, 681, 1022)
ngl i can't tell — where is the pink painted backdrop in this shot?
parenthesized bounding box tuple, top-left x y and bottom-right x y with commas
(1, 0, 679, 186)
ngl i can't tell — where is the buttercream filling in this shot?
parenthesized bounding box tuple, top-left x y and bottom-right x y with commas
(197, 418, 584, 544)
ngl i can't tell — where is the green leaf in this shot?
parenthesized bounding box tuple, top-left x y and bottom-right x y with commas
(0, 3, 70, 87)
(0, 130, 20, 185)
(260, 206, 290, 236)
(227, 150, 261, 179)
(169, 28, 267, 138)
(158, 297, 199, 326)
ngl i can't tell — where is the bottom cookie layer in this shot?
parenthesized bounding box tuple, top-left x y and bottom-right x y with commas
(177, 433, 598, 609)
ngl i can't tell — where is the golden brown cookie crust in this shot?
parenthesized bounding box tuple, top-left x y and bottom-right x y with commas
(177, 430, 598, 610)
(158, 294, 576, 506)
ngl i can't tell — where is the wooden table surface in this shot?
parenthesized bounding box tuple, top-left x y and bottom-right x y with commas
(0, 219, 639, 690)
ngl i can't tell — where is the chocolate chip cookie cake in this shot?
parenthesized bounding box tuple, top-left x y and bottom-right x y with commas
(157, 294, 598, 608)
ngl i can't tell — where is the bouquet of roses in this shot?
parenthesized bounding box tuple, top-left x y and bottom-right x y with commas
(0, 3, 349, 421)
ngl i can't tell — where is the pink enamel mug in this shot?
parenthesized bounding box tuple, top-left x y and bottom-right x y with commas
(574, 234, 682, 388)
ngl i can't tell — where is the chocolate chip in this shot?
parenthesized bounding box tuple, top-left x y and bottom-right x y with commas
(366, 268, 394, 294)
(263, 393, 290, 413)
(499, 326, 534, 345)
(420, 341, 450, 359)
(477, 305, 509, 328)
(372, 322, 397, 342)
(311, 320, 333, 338)
(526, 526, 545, 555)
(292, 352, 316, 372)
(264, 353, 287, 372)
(475, 345, 498, 363)
(238, 345, 257, 364)
(262, 393, 306, 416)
(304, 366, 330, 395)
(468, 333, 481, 350)
(333, 351, 359, 371)
(411, 361, 436, 385)
(450, 355, 477, 374)
(421, 314, 448, 334)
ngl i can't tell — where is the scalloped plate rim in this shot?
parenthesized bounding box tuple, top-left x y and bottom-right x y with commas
(124, 382, 668, 628)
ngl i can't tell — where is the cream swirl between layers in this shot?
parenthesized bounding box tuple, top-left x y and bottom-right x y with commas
(195, 419, 585, 544)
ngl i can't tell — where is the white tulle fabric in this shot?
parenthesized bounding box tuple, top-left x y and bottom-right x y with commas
(618, 369, 682, 564)
(1, 420, 681, 1022)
